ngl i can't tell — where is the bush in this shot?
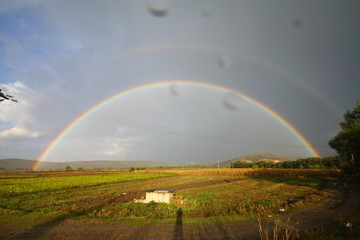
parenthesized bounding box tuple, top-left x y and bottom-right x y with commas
(340, 162, 360, 175)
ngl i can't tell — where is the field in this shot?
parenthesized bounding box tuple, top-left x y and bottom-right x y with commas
(0, 169, 358, 240)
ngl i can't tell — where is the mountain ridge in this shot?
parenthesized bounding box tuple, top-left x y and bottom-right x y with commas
(0, 159, 167, 170)
(0, 153, 297, 170)
(220, 153, 297, 167)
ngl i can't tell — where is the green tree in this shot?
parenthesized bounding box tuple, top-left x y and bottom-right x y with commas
(77, 167, 84, 171)
(65, 165, 73, 171)
(329, 99, 360, 166)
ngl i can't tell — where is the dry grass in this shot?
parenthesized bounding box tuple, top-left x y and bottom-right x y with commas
(138, 168, 343, 178)
(258, 215, 299, 240)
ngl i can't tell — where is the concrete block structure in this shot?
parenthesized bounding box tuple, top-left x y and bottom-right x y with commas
(135, 189, 174, 204)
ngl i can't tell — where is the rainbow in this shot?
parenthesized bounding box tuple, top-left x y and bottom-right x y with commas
(34, 80, 321, 170)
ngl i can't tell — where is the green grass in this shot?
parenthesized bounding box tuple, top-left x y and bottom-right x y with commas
(0, 173, 171, 197)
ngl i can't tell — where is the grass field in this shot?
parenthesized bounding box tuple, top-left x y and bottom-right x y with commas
(0, 169, 338, 230)
(2, 169, 359, 239)
(0, 172, 171, 197)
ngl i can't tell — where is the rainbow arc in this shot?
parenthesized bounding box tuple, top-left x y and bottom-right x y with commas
(34, 80, 321, 170)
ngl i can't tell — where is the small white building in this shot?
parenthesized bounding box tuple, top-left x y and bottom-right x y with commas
(135, 189, 174, 204)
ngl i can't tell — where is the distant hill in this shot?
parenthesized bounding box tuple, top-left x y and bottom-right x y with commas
(220, 153, 297, 167)
(0, 153, 297, 170)
(0, 159, 37, 170)
(0, 159, 168, 170)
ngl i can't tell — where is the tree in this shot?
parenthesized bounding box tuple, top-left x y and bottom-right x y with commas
(329, 99, 360, 166)
(232, 161, 252, 168)
(65, 165, 73, 171)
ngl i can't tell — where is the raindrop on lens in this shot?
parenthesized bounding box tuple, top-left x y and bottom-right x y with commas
(217, 54, 232, 68)
(223, 92, 244, 111)
(202, 10, 210, 18)
(147, 0, 169, 17)
(170, 84, 179, 96)
(293, 18, 304, 29)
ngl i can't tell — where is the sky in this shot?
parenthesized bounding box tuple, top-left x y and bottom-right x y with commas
(0, 0, 359, 164)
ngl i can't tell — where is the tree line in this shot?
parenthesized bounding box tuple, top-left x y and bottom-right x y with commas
(231, 156, 342, 169)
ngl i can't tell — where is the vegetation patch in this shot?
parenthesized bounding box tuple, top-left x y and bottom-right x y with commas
(0, 173, 171, 197)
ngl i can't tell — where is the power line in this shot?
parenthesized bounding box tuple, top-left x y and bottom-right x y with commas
(29, 100, 329, 150)
(88, 112, 328, 149)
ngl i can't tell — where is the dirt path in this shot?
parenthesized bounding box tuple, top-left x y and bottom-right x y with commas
(1, 181, 359, 240)
(280, 184, 360, 230)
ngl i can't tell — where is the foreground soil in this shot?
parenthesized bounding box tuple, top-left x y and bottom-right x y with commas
(1, 180, 359, 240)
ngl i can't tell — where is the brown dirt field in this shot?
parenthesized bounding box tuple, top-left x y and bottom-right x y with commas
(1, 179, 359, 240)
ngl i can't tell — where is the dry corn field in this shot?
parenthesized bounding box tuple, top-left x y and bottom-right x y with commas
(138, 168, 343, 178)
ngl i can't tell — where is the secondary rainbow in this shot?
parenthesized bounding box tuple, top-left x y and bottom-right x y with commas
(33, 45, 341, 118)
(34, 80, 321, 170)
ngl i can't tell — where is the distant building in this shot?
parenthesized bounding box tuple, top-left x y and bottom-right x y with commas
(135, 189, 174, 204)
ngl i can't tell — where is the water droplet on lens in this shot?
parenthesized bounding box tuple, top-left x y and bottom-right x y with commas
(202, 10, 210, 18)
(293, 18, 304, 29)
(147, 0, 168, 17)
(170, 84, 179, 96)
(223, 92, 244, 111)
(86, 45, 94, 53)
(217, 55, 232, 68)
